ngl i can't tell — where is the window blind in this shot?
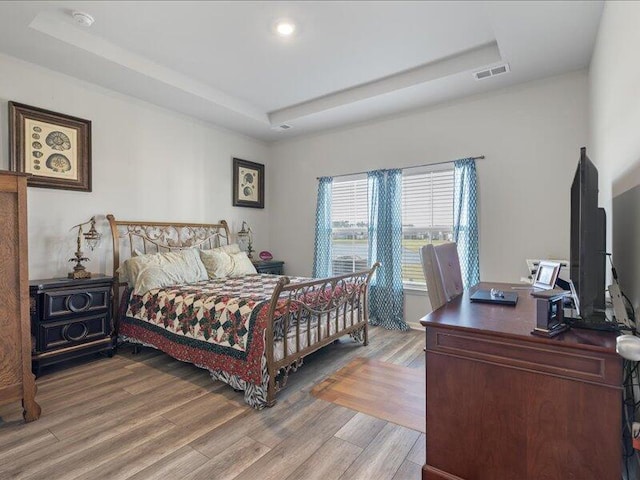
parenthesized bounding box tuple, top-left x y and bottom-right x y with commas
(329, 167, 454, 285)
(401, 168, 454, 286)
(331, 177, 369, 275)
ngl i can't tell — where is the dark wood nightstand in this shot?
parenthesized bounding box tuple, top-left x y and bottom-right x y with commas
(29, 275, 114, 376)
(253, 260, 285, 275)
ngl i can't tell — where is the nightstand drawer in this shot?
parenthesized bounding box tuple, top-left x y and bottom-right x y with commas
(43, 286, 110, 320)
(39, 312, 110, 352)
(254, 260, 284, 275)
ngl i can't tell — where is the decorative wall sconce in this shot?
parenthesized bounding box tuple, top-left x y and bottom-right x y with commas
(68, 216, 101, 279)
(237, 221, 254, 259)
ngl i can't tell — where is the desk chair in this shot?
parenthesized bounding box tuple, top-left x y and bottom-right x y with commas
(420, 242, 464, 312)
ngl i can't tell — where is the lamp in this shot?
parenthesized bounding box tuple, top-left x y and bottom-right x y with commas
(237, 221, 254, 259)
(68, 216, 101, 279)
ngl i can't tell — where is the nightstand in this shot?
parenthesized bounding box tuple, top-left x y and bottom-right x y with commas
(253, 260, 285, 275)
(29, 275, 114, 376)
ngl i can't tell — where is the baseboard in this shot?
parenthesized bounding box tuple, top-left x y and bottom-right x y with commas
(423, 465, 464, 480)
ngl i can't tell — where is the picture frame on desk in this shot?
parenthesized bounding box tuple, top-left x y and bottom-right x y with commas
(532, 260, 561, 290)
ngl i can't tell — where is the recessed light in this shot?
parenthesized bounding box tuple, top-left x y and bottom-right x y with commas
(275, 21, 296, 37)
(71, 11, 95, 27)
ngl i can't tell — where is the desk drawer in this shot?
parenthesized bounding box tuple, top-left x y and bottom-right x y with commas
(39, 312, 110, 352)
(426, 327, 622, 388)
(43, 286, 110, 319)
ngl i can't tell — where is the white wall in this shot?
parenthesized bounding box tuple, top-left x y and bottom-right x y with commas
(589, 1, 640, 308)
(0, 53, 271, 280)
(270, 71, 588, 323)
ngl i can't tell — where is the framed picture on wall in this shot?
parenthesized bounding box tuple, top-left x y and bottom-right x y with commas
(232, 157, 264, 208)
(9, 102, 92, 192)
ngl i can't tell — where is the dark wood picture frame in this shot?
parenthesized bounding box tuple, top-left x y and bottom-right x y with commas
(232, 157, 264, 209)
(9, 102, 92, 192)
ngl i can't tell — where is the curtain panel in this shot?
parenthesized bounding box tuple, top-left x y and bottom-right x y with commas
(312, 176, 333, 278)
(367, 169, 408, 331)
(453, 158, 480, 288)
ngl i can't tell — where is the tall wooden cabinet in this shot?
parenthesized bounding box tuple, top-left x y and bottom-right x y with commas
(0, 172, 40, 422)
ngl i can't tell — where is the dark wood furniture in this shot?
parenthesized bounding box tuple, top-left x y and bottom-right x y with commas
(30, 275, 114, 376)
(0, 172, 40, 422)
(253, 260, 284, 275)
(420, 282, 622, 480)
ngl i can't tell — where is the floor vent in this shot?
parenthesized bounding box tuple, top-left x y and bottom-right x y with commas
(473, 63, 510, 81)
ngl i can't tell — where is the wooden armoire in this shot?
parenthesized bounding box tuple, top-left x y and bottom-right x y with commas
(0, 171, 40, 422)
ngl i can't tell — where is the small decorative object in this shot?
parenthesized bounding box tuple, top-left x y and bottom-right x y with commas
(9, 102, 92, 191)
(531, 294, 569, 338)
(532, 260, 561, 290)
(259, 251, 273, 261)
(237, 221, 254, 259)
(232, 158, 264, 208)
(68, 216, 101, 279)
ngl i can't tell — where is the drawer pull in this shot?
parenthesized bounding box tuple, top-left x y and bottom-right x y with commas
(62, 322, 89, 342)
(65, 293, 93, 313)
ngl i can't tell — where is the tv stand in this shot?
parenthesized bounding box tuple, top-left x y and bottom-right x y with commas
(565, 310, 619, 332)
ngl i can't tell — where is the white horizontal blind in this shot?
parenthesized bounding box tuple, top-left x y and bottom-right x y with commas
(329, 167, 454, 286)
(402, 168, 455, 286)
(331, 177, 369, 275)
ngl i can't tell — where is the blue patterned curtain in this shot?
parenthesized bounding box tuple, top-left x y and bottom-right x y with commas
(313, 177, 333, 278)
(367, 169, 407, 330)
(453, 159, 480, 288)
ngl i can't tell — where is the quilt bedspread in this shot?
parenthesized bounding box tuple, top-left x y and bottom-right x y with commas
(121, 274, 310, 385)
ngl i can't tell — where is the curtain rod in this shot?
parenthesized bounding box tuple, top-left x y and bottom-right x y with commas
(316, 155, 485, 180)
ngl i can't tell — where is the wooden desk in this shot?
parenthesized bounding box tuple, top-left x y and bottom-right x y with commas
(420, 282, 622, 480)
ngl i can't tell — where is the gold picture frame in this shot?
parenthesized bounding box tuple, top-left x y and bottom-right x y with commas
(9, 102, 92, 192)
(232, 157, 264, 208)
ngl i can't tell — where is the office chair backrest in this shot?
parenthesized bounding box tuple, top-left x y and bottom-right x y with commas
(420, 242, 464, 312)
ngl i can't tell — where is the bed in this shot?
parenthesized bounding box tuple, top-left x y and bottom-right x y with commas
(107, 215, 379, 408)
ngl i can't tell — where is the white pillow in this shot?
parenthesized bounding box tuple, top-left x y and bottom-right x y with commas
(228, 251, 258, 277)
(122, 249, 208, 294)
(199, 244, 242, 278)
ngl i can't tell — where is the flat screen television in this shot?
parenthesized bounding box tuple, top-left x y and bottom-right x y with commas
(570, 147, 606, 320)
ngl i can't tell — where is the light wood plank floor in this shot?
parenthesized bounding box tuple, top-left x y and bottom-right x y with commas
(312, 357, 425, 433)
(0, 326, 426, 480)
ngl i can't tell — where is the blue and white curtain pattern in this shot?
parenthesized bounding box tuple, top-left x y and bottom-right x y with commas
(312, 177, 333, 278)
(453, 158, 480, 288)
(367, 169, 408, 331)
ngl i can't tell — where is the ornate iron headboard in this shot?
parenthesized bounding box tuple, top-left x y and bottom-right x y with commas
(106, 214, 231, 317)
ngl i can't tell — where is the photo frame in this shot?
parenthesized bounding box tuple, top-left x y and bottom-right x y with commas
(533, 260, 561, 290)
(232, 157, 264, 208)
(9, 102, 92, 192)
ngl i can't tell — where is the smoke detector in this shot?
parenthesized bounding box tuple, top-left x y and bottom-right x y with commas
(71, 11, 95, 27)
(473, 63, 510, 81)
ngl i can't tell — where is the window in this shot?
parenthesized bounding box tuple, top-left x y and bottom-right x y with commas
(330, 166, 454, 287)
(401, 167, 454, 287)
(331, 176, 369, 275)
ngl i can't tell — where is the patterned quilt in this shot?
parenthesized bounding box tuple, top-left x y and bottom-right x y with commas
(120, 274, 311, 386)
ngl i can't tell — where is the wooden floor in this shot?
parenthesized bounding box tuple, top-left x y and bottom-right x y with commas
(0, 326, 426, 480)
(312, 357, 425, 433)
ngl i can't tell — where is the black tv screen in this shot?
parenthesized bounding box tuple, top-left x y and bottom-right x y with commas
(570, 147, 606, 318)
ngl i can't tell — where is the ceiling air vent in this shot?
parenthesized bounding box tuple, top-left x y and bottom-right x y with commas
(473, 63, 510, 81)
(271, 124, 292, 131)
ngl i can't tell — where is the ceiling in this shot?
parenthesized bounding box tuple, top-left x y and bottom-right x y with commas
(0, 1, 603, 141)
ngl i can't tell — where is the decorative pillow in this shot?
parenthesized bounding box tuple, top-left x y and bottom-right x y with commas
(121, 248, 208, 294)
(228, 251, 258, 277)
(116, 248, 145, 284)
(199, 244, 243, 278)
